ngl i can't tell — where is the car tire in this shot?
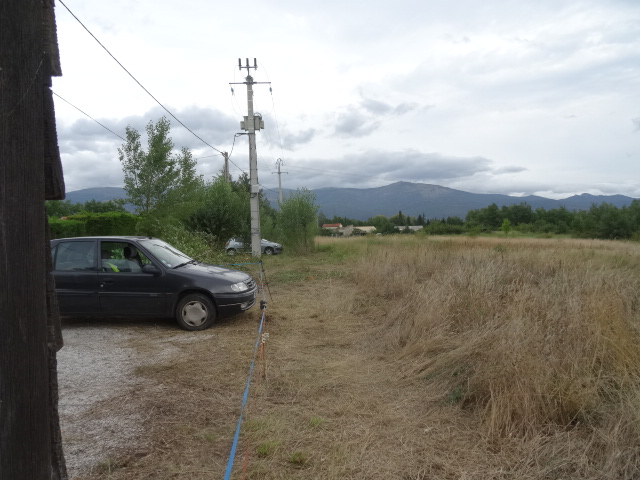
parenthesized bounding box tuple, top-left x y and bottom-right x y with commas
(264, 247, 274, 255)
(227, 248, 236, 255)
(175, 293, 216, 331)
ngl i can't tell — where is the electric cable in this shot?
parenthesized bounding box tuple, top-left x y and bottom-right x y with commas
(225, 133, 248, 177)
(258, 62, 285, 161)
(58, 0, 223, 155)
(258, 183, 279, 196)
(52, 91, 126, 141)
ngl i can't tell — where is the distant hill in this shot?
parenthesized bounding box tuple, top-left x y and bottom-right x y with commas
(65, 187, 127, 204)
(264, 182, 638, 220)
(66, 183, 638, 221)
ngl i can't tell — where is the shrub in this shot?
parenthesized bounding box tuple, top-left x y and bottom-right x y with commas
(48, 218, 86, 238)
(51, 212, 138, 237)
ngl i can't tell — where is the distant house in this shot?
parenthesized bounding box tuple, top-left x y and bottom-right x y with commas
(354, 226, 376, 235)
(322, 223, 343, 230)
(321, 224, 377, 236)
(394, 225, 424, 232)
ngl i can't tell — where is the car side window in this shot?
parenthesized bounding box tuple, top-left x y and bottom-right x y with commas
(53, 241, 96, 271)
(100, 241, 143, 273)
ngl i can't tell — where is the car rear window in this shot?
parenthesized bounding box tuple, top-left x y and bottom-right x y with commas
(53, 241, 96, 271)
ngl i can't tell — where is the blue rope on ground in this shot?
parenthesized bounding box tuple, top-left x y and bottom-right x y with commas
(223, 310, 265, 480)
(223, 262, 267, 480)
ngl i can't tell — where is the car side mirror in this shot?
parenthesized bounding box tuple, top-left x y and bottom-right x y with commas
(142, 264, 161, 276)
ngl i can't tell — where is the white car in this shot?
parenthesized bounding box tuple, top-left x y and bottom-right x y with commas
(225, 238, 283, 255)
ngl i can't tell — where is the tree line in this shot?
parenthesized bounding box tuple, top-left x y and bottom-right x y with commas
(47, 117, 319, 255)
(319, 200, 640, 240)
(466, 201, 640, 239)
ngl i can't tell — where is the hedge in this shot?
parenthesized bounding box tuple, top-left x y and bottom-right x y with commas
(48, 212, 138, 238)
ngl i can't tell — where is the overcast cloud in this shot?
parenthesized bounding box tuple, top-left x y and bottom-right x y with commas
(52, 0, 640, 199)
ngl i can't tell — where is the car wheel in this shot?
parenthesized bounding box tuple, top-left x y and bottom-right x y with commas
(227, 248, 236, 255)
(264, 247, 274, 255)
(176, 294, 216, 331)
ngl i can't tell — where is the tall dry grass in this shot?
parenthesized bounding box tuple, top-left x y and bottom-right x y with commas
(74, 235, 640, 479)
(351, 235, 640, 476)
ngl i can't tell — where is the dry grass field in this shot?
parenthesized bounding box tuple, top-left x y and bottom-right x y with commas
(68, 235, 640, 479)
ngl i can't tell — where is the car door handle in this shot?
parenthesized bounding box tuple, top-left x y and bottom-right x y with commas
(100, 279, 114, 287)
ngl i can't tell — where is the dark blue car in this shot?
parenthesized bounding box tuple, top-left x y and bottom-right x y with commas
(50, 236, 257, 331)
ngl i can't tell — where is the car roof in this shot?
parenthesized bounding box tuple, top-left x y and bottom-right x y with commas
(52, 236, 156, 241)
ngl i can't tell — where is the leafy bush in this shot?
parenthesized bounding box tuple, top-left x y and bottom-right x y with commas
(48, 218, 86, 238)
(276, 188, 319, 254)
(70, 212, 138, 236)
(422, 221, 465, 235)
(187, 176, 250, 246)
(157, 224, 225, 264)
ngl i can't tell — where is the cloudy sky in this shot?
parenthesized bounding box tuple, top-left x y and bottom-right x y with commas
(52, 0, 640, 199)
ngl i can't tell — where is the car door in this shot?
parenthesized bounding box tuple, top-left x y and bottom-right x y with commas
(51, 239, 100, 314)
(97, 240, 167, 315)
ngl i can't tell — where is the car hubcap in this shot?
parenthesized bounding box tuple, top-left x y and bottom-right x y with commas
(182, 301, 207, 327)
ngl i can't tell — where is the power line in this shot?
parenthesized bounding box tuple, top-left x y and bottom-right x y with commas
(258, 183, 279, 195)
(57, 0, 223, 155)
(227, 133, 244, 171)
(52, 91, 126, 141)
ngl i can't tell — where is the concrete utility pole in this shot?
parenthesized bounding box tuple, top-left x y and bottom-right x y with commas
(273, 158, 288, 204)
(232, 58, 269, 257)
(222, 151, 231, 181)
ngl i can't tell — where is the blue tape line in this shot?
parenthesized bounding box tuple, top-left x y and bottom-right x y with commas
(223, 310, 266, 480)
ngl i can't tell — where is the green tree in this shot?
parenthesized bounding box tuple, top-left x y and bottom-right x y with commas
(501, 218, 512, 236)
(422, 220, 465, 235)
(277, 188, 319, 254)
(46, 199, 81, 217)
(479, 203, 503, 229)
(501, 203, 534, 225)
(46, 199, 127, 217)
(187, 176, 250, 246)
(317, 211, 329, 228)
(82, 199, 127, 213)
(118, 116, 200, 213)
(389, 211, 407, 226)
(368, 215, 396, 234)
(446, 216, 464, 225)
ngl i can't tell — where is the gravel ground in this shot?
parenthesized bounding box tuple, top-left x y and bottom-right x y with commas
(57, 318, 179, 478)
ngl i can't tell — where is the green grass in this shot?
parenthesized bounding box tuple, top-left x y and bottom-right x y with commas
(256, 440, 281, 458)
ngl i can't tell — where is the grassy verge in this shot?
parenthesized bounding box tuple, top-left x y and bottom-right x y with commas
(75, 235, 640, 479)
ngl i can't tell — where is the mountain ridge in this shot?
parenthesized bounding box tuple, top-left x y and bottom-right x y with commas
(64, 183, 638, 221)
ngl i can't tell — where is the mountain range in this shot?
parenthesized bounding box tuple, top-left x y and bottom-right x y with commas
(64, 183, 638, 221)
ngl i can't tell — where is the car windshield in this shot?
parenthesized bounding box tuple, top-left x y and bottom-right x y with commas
(138, 239, 192, 268)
